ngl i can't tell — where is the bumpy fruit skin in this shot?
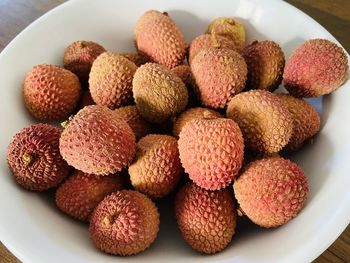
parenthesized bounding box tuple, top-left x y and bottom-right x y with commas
(56, 170, 124, 222)
(129, 135, 182, 198)
(89, 190, 160, 255)
(234, 157, 308, 228)
(206, 17, 245, 51)
(172, 107, 222, 137)
(175, 183, 237, 254)
(59, 105, 136, 176)
(226, 90, 293, 154)
(23, 64, 81, 121)
(135, 10, 186, 68)
(114, 105, 151, 140)
(278, 95, 320, 151)
(171, 64, 199, 106)
(284, 39, 349, 97)
(7, 124, 70, 191)
(89, 52, 137, 109)
(178, 118, 244, 190)
(242, 40, 285, 91)
(191, 48, 247, 109)
(121, 52, 149, 67)
(133, 63, 188, 123)
(63, 40, 106, 84)
(188, 34, 237, 64)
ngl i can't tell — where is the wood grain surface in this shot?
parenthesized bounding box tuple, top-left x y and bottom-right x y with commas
(0, 0, 349, 262)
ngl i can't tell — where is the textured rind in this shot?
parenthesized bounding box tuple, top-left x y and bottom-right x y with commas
(89, 52, 138, 109)
(63, 40, 106, 83)
(175, 183, 236, 254)
(23, 64, 81, 121)
(7, 124, 70, 191)
(114, 105, 152, 140)
(56, 170, 124, 222)
(89, 190, 160, 255)
(206, 17, 246, 51)
(59, 105, 136, 175)
(242, 40, 285, 91)
(129, 134, 182, 198)
(233, 157, 308, 228)
(121, 52, 149, 67)
(135, 10, 186, 68)
(171, 64, 200, 106)
(283, 39, 349, 97)
(226, 90, 293, 154)
(173, 107, 222, 137)
(191, 48, 247, 109)
(188, 34, 238, 64)
(278, 95, 321, 151)
(178, 118, 244, 190)
(133, 63, 188, 123)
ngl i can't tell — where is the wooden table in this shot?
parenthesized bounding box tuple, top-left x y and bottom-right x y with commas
(0, 0, 349, 262)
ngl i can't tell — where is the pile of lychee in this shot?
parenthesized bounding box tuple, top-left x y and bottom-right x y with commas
(7, 10, 349, 256)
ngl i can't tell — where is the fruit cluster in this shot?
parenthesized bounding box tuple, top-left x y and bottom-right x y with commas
(7, 10, 349, 256)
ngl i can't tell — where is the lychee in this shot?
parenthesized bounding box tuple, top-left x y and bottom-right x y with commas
(191, 48, 247, 109)
(89, 52, 137, 109)
(63, 40, 106, 84)
(23, 64, 81, 121)
(59, 105, 136, 176)
(132, 63, 188, 123)
(89, 190, 160, 255)
(175, 183, 237, 254)
(233, 157, 308, 228)
(242, 40, 285, 91)
(56, 170, 124, 222)
(226, 90, 293, 154)
(7, 124, 70, 191)
(283, 39, 349, 97)
(178, 118, 244, 190)
(129, 134, 182, 198)
(135, 10, 186, 68)
(278, 94, 320, 151)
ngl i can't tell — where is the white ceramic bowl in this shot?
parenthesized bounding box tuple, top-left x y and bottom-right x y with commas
(0, 0, 349, 262)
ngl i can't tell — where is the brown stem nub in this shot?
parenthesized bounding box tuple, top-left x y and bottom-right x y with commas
(22, 153, 34, 167)
(202, 110, 214, 120)
(103, 214, 117, 226)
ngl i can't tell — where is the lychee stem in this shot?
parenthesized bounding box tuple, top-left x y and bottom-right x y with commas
(80, 41, 87, 48)
(226, 18, 237, 27)
(22, 153, 34, 167)
(103, 214, 116, 226)
(203, 110, 214, 119)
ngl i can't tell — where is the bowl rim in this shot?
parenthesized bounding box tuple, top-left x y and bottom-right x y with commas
(0, 0, 349, 262)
